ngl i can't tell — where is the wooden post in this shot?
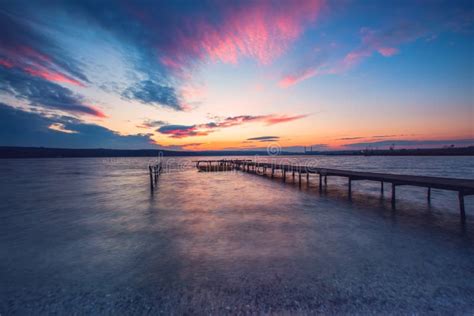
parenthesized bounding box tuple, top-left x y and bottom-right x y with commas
(324, 175, 327, 186)
(381, 181, 384, 195)
(459, 191, 465, 222)
(392, 184, 396, 208)
(348, 177, 352, 199)
(427, 187, 431, 202)
(271, 166, 275, 178)
(292, 169, 295, 181)
(283, 168, 286, 182)
(149, 166, 154, 188)
(319, 173, 322, 192)
(298, 169, 302, 188)
(306, 172, 309, 183)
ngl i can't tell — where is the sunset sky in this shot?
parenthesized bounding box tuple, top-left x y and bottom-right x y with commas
(0, 0, 473, 151)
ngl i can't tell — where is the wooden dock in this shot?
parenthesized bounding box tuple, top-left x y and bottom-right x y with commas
(194, 160, 474, 221)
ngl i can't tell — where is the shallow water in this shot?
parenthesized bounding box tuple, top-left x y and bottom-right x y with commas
(0, 156, 473, 314)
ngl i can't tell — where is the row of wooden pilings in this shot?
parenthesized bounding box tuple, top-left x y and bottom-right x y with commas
(231, 160, 471, 222)
(149, 162, 162, 189)
(237, 161, 329, 192)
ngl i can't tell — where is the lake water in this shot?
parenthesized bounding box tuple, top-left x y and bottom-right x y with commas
(1, 156, 473, 314)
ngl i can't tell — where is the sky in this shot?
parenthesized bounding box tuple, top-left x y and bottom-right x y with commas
(0, 0, 473, 151)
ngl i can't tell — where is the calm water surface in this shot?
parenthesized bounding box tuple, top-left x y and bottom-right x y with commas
(0, 156, 473, 314)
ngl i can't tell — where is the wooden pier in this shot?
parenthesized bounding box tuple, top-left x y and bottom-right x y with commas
(194, 160, 474, 221)
(193, 159, 251, 172)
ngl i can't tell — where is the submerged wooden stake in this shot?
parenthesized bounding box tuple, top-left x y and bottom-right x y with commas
(149, 166, 154, 188)
(348, 177, 352, 199)
(459, 192, 465, 222)
(392, 184, 396, 208)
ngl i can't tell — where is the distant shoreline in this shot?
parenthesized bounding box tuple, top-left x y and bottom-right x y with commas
(1, 146, 473, 159)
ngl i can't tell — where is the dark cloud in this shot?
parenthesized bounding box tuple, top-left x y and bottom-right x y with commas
(0, 66, 105, 117)
(156, 125, 208, 138)
(0, 103, 154, 149)
(157, 114, 307, 138)
(122, 80, 183, 110)
(138, 119, 168, 128)
(247, 136, 280, 142)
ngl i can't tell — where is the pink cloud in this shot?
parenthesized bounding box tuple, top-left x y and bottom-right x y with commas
(84, 105, 107, 118)
(377, 47, 399, 57)
(157, 113, 308, 138)
(160, 56, 182, 71)
(279, 67, 319, 88)
(278, 21, 444, 87)
(0, 46, 86, 87)
(24, 66, 85, 87)
(264, 114, 308, 125)
(155, 0, 324, 71)
(18, 46, 52, 63)
(0, 59, 13, 68)
(336, 25, 425, 71)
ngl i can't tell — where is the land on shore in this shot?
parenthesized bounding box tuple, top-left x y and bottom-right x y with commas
(0, 146, 473, 159)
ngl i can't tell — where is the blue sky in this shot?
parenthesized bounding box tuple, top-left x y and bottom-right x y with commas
(0, 0, 472, 151)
